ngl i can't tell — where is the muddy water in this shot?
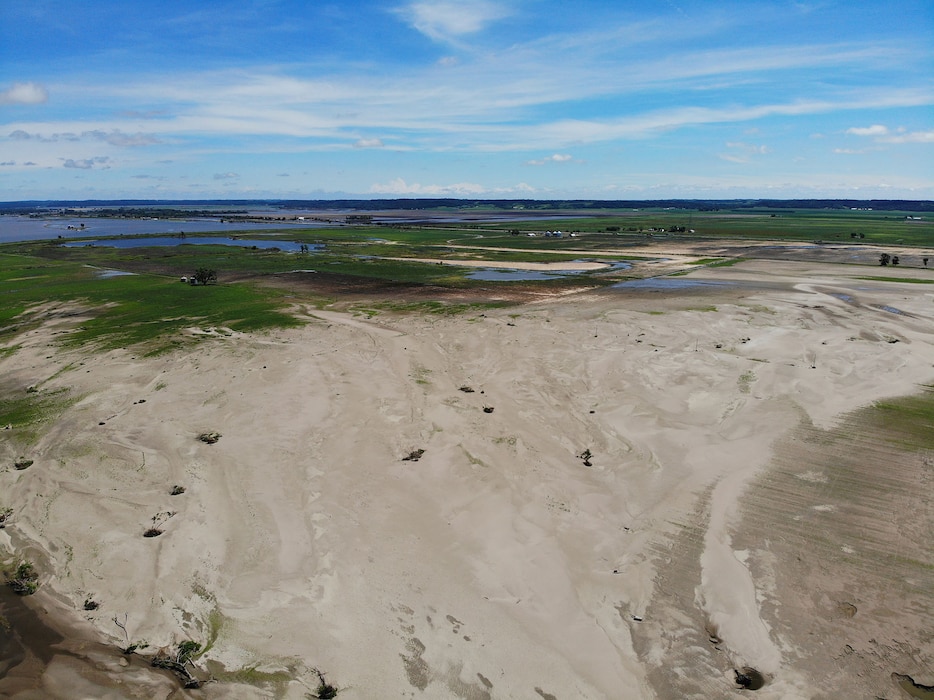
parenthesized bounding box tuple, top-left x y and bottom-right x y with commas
(0, 587, 178, 698)
(895, 674, 934, 699)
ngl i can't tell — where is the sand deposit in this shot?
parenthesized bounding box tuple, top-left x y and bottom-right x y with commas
(1, 257, 932, 699)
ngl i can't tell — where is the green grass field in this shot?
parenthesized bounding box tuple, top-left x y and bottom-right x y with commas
(1, 207, 931, 354)
(0, 253, 301, 354)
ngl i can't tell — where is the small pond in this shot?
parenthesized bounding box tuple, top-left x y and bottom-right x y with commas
(93, 269, 136, 279)
(466, 259, 631, 281)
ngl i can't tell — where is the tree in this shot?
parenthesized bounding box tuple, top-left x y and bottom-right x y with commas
(879, 253, 891, 266)
(924, 257, 929, 267)
(192, 267, 217, 285)
(892, 255, 900, 266)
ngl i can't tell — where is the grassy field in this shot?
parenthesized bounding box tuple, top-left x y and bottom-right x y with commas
(1, 207, 932, 354)
(461, 208, 934, 247)
(0, 253, 301, 354)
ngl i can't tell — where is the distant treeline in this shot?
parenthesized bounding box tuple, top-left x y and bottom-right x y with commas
(2, 198, 932, 213)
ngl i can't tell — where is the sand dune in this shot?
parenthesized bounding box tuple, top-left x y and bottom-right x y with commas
(1, 259, 932, 698)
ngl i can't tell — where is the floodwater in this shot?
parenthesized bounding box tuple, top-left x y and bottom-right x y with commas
(0, 586, 181, 697)
(63, 236, 320, 252)
(875, 305, 905, 315)
(467, 268, 585, 281)
(0, 216, 324, 244)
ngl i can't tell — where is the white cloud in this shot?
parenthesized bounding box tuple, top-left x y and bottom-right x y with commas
(353, 138, 384, 148)
(879, 129, 934, 143)
(526, 153, 575, 165)
(846, 124, 888, 136)
(397, 1, 510, 42)
(0, 82, 49, 105)
(369, 177, 486, 195)
(213, 172, 240, 180)
(844, 124, 933, 143)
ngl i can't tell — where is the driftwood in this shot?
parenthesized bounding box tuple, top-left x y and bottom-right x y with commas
(151, 642, 203, 689)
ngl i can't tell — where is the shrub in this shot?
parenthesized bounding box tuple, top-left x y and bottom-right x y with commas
(7, 560, 39, 595)
(310, 668, 339, 699)
(143, 511, 175, 537)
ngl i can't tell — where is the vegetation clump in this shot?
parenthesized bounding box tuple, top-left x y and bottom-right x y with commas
(151, 640, 203, 688)
(7, 560, 39, 596)
(0, 506, 13, 527)
(13, 458, 34, 470)
(143, 511, 175, 537)
(310, 667, 339, 699)
(170, 485, 186, 495)
(482, 406, 495, 413)
(459, 385, 475, 393)
(402, 449, 425, 462)
(198, 431, 221, 444)
(84, 596, 100, 611)
(578, 449, 593, 467)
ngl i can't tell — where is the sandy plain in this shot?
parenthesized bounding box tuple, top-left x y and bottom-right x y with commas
(1, 249, 933, 699)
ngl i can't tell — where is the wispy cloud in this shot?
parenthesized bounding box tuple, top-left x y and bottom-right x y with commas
(719, 141, 770, 163)
(880, 130, 934, 143)
(213, 171, 240, 180)
(846, 124, 934, 143)
(526, 153, 575, 165)
(396, 1, 510, 42)
(84, 130, 161, 147)
(0, 82, 48, 105)
(353, 138, 384, 148)
(62, 156, 110, 169)
(8, 128, 159, 146)
(370, 177, 486, 195)
(847, 124, 888, 136)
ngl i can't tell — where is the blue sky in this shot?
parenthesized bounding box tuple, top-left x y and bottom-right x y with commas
(1, 0, 932, 200)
